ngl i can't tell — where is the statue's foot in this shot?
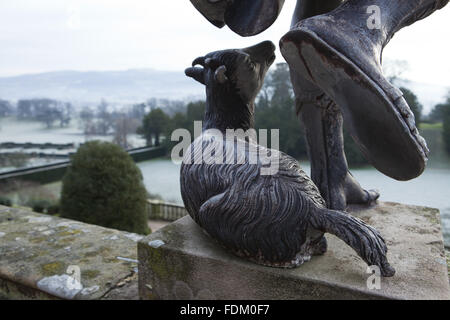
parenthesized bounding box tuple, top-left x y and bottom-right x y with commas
(325, 171, 379, 210)
(343, 172, 379, 206)
(280, 6, 430, 181)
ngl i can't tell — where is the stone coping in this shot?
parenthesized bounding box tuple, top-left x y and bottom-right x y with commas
(0, 205, 141, 300)
(138, 202, 450, 300)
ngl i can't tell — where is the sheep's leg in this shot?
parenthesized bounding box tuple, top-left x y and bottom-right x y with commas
(310, 208, 395, 277)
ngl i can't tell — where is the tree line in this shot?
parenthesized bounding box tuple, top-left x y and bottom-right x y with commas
(1, 98, 72, 128)
(427, 92, 450, 154)
(137, 63, 450, 165)
(0, 97, 187, 150)
(16, 99, 72, 128)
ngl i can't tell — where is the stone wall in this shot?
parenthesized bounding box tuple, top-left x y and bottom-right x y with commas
(138, 202, 450, 300)
(1, 202, 449, 300)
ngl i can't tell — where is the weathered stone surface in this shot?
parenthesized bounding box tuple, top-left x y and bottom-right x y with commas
(138, 202, 450, 300)
(0, 205, 140, 300)
(446, 249, 450, 281)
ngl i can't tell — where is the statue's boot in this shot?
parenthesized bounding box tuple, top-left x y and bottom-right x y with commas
(289, 0, 378, 210)
(292, 71, 379, 210)
(281, 0, 448, 181)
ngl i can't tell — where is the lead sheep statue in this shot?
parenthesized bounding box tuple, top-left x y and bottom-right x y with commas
(181, 41, 395, 277)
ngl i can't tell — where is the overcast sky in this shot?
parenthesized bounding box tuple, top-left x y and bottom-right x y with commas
(0, 0, 449, 87)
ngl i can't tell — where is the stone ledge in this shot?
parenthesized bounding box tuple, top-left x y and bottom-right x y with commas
(138, 202, 450, 300)
(0, 205, 140, 300)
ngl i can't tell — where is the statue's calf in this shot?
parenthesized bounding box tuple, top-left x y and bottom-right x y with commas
(181, 41, 395, 277)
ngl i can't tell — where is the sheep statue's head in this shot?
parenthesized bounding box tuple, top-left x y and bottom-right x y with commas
(185, 41, 276, 104)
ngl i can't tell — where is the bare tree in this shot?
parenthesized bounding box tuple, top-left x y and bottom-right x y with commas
(79, 106, 96, 140)
(96, 99, 113, 135)
(113, 113, 140, 149)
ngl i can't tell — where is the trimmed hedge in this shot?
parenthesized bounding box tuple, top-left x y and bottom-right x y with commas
(60, 141, 150, 235)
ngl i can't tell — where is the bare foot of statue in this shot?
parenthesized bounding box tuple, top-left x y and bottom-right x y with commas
(344, 172, 380, 206)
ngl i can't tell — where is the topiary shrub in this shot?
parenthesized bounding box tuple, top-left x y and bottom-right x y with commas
(60, 141, 150, 235)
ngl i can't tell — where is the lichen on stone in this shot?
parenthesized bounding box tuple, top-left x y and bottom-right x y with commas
(446, 250, 450, 279)
(82, 269, 101, 279)
(58, 229, 82, 237)
(30, 236, 47, 244)
(41, 262, 65, 276)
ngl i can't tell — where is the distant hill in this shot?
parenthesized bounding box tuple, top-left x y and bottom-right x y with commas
(0, 69, 204, 105)
(0, 69, 447, 113)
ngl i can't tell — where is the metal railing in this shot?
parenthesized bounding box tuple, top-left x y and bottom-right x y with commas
(147, 199, 188, 221)
(0, 146, 166, 185)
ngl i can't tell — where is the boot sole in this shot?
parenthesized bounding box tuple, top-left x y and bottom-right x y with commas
(280, 29, 427, 181)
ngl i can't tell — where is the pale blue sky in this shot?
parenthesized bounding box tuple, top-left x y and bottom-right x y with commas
(0, 0, 449, 87)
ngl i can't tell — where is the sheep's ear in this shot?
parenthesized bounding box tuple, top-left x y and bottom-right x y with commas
(185, 67, 205, 85)
(214, 65, 228, 84)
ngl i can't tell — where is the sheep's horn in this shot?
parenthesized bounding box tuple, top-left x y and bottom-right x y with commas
(185, 67, 205, 85)
(192, 56, 206, 67)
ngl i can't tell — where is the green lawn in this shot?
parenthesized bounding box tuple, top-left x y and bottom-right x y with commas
(420, 122, 443, 130)
(420, 123, 450, 167)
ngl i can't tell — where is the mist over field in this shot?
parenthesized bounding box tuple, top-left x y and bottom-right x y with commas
(0, 69, 204, 105)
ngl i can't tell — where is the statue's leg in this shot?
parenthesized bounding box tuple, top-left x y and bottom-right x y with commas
(289, 0, 378, 210)
(291, 0, 343, 29)
(293, 73, 379, 210)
